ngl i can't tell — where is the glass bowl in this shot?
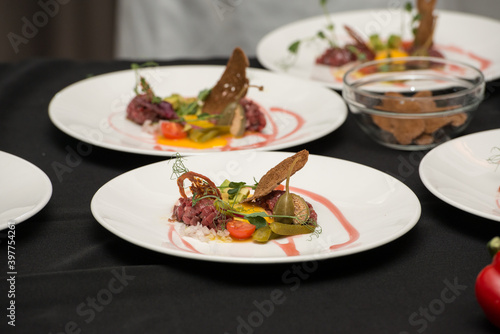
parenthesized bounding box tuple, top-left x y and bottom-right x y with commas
(342, 57, 485, 150)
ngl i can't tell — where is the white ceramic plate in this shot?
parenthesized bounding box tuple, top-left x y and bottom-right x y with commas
(0, 151, 52, 229)
(49, 65, 347, 156)
(420, 129, 500, 221)
(91, 152, 421, 263)
(257, 10, 500, 90)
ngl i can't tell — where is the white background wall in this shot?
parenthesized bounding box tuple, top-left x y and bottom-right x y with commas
(115, 0, 500, 60)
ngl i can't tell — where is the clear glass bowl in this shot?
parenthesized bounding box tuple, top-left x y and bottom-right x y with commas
(342, 57, 485, 150)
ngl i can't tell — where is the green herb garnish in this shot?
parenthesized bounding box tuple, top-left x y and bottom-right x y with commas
(198, 88, 211, 101)
(280, 0, 337, 70)
(131, 62, 162, 104)
(170, 153, 189, 180)
(177, 101, 199, 116)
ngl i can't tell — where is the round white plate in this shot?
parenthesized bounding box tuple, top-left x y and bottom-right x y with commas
(257, 10, 500, 90)
(49, 65, 347, 156)
(420, 129, 500, 222)
(0, 151, 52, 229)
(91, 152, 421, 263)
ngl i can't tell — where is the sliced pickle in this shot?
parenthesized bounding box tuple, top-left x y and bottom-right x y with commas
(252, 226, 272, 243)
(189, 126, 229, 143)
(198, 129, 220, 142)
(269, 222, 315, 236)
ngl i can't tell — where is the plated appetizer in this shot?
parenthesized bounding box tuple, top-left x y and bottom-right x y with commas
(288, 0, 442, 72)
(126, 47, 266, 149)
(170, 150, 320, 243)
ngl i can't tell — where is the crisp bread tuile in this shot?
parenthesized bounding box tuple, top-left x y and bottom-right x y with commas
(242, 150, 309, 203)
(202, 47, 250, 115)
(414, 0, 438, 51)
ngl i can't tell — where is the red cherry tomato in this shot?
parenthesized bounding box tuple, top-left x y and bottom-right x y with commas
(274, 184, 285, 191)
(401, 40, 413, 52)
(160, 121, 187, 140)
(226, 220, 256, 240)
(476, 237, 500, 329)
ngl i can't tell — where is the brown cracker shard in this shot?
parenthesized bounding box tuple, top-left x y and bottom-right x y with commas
(423, 113, 465, 133)
(202, 47, 250, 115)
(372, 115, 425, 145)
(413, 0, 437, 51)
(242, 150, 309, 203)
(414, 133, 435, 146)
(372, 90, 465, 145)
(449, 113, 467, 127)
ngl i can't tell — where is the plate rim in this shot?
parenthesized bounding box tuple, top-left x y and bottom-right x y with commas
(48, 64, 347, 157)
(0, 151, 53, 229)
(419, 128, 500, 222)
(91, 151, 421, 263)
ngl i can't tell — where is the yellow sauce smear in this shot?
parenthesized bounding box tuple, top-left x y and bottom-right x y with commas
(156, 115, 231, 149)
(232, 202, 274, 224)
(156, 135, 229, 149)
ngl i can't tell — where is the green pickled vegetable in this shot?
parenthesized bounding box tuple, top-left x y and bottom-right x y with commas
(387, 34, 402, 49)
(253, 226, 273, 243)
(369, 34, 384, 51)
(164, 94, 182, 110)
(269, 222, 315, 236)
(188, 126, 229, 143)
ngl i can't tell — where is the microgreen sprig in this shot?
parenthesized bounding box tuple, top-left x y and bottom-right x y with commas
(403, 1, 422, 37)
(219, 181, 258, 198)
(131, 62, 162, 104)
(170, 153, 189, 180)
(487, 147, 500, 170)
(279, 0, 337, 71)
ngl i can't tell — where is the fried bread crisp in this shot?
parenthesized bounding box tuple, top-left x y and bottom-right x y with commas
(202, 47, 250, 115)
(242, 150, 309, 203)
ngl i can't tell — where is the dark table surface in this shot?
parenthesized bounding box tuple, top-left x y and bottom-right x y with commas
(0, 57, 499, 334)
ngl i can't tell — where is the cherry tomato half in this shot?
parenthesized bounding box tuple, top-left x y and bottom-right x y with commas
(226, 220, 256, 240)
(274, 184, 285, 191)
(160, 121, 187, 140)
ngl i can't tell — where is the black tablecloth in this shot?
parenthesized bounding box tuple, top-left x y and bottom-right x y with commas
(1, 58, 499, 334)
